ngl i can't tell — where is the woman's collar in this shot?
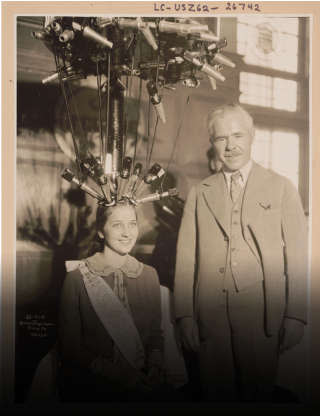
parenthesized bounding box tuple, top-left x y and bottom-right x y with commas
(85, 252, 143, 278)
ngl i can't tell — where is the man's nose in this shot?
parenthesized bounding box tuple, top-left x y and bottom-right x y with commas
(225, 136, 236, 150)
(121, 225, 130, 236)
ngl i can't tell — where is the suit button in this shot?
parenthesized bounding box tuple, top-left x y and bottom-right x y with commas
(219, 267, 225, 274)
(224, 236, 229, 242)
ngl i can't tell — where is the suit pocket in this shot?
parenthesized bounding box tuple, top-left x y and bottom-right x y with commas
(249, 209, 282, 250)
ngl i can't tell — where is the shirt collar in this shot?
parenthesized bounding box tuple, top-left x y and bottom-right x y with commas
(223, 160, 253, 189)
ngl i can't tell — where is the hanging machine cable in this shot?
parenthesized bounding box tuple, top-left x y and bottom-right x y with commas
(34, 16, 235, 207)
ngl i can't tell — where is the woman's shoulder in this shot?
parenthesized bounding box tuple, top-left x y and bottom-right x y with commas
(141, 263, 157, 274)
(140, 263, 160, 283)
(65, 259, 85, 273)
(64, 260, 86, 284)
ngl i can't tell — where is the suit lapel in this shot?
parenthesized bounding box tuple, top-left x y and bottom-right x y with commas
(201, 163, 273, 239)
(242, 162, 273, 233)
(202, 172, 231, 237)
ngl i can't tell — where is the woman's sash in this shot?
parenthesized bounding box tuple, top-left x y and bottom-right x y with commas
(78, 261, 145, 370)
(65, 261, 188, 387)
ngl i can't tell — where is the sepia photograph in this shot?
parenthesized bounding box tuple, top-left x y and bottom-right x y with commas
(2, 1, 320, 413)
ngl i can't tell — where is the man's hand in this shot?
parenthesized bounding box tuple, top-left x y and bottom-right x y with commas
(146, 349, 164, 386)
(177, 317, 200, 352)
(280, 318, 305, 353)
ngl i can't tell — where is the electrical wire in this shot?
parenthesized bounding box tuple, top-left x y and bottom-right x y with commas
(160, 95, 190, 191)
(132, 77, 142, 166)
(146, 45, 161, 170)
(66, 81, 87, 158)
(105, 51, 111, 166)
(146, 96, 151, 168)
(96, 61, 104, 165)
(122, 74, 130, 166)
(53, 49, 82, 178)
(147, 116, 159, 170)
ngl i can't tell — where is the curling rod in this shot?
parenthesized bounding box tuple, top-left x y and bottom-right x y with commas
(183, 51, 226, 82)
(208, 38, 227, 51)
(118, 18, 158, 50)
(80, 157, 107, 186)
(213, 53, 235, 68)
(32, 31, 52, 41)
(146, 81, 166, 123)
(52, 21, 63, 34)
(117, 157, 133, 201)
(208, 76, 217, 91)
(61, 168, 104, 201)
(135, 188, 179, 204)
(72, 22, 113, 49)
(190, 31, 220, 43)
(135, 163, 165, 197)
(59, 29, 75, 43)
(42, 66, 74, 84)
(102, 177, 115, 204)
(96, 17, 113, 28)
(123, 163, 143, 199)
(156, 21, 209, 35)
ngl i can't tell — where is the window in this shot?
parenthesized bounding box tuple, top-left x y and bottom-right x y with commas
(252, 129, 299, 189)
(236, 16, 308, 202)
(240, 73, 297, 111)
(237, 16, 299, 73)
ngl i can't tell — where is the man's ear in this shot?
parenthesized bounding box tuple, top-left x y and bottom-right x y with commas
(250, 127, 255, 143)
(98, 231, 104, 239)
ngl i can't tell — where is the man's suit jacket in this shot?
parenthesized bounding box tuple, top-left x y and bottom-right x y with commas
(174, 162, 308, 336)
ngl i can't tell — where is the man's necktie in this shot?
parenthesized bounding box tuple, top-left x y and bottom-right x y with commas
(230, 171, 242, 202)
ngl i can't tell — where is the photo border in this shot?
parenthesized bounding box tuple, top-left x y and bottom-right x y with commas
(2, 0, 320, 409)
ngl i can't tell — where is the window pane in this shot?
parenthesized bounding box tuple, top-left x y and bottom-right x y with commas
(240, 72, 297, 111)
(252, 128, 299, 189)
(240, 72, 272, 107)
(252, 129, 272, 168)
(271, 131, 299, 189)
(273, 78, 297, 111)
(237, 16, 299, 73)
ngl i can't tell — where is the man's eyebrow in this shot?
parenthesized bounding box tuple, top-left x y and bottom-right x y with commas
(213, 135, 227, 140)
(214, 131, 244, 139)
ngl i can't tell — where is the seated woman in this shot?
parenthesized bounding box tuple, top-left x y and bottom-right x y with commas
(58, 201, 165, 402)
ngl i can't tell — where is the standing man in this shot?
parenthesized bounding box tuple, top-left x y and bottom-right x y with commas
(174, 104, 308, 401)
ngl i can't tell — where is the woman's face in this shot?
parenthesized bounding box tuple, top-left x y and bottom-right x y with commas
(101, 205, 139, 255)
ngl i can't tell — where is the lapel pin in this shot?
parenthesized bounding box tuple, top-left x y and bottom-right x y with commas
(259, 202, 271, 210)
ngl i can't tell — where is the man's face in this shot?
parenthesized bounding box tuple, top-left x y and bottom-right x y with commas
(210, 111, 254, 172)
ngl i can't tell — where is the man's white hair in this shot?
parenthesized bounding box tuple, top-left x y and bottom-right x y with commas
(207, 103, 254, 139)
